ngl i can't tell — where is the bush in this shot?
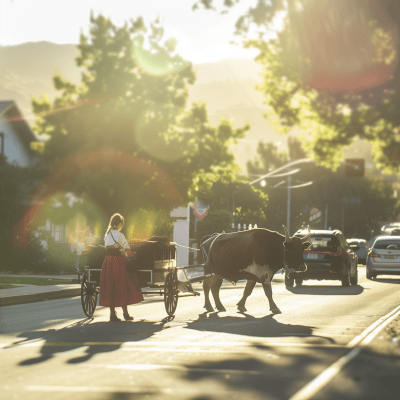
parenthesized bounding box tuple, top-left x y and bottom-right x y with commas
(13, 229, 79, 274)
(195, 209, 233, 243)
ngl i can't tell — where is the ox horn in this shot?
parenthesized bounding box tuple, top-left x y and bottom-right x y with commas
(301, 225, 311, 242)
(282, 225, 292, 242)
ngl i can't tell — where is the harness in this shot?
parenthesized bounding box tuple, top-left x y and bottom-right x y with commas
(201, 233, 223, 269)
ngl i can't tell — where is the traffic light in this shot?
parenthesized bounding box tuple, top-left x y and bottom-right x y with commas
(345, 159, 364, 177)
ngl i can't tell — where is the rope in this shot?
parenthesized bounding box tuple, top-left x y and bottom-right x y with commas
(128, 238, 200, 251)
(174, 243, 201, 251)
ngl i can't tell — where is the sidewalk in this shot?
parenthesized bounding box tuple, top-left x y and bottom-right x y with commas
(0, 274, 81, 306)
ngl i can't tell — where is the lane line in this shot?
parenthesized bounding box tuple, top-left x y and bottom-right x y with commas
(289, 304, 400, 400)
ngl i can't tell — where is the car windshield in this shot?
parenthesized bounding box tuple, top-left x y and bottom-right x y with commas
(309, 236, 339, 251)
(373, 240, 400, 250)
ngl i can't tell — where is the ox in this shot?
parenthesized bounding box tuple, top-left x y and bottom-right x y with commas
(200, 225, 311, 314)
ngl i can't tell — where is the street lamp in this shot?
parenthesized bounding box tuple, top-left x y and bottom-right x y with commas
(232, 158, 314, 231)
(272, 173, 313, 234)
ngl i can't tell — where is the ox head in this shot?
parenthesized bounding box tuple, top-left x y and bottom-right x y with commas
(282, 225, 311, 274)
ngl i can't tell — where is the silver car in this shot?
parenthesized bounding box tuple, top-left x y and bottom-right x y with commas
(347, 238, 369, 265)
(366, 236, 400, 279)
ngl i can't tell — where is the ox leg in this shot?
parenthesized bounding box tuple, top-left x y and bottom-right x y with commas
(236, 280, 256, 312)
(262, 282, 281, 314)
(203, 277, 214, 312)
(210, 277, 225, 312)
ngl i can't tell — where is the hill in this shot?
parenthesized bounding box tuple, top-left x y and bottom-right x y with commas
(0, 41, 372, 171)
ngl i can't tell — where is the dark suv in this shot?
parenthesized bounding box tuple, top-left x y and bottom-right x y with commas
(286, 229, 358, 287)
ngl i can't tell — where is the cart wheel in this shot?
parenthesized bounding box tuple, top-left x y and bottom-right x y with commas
(81, 272, 98, 318)
(164, 270, 178, 316)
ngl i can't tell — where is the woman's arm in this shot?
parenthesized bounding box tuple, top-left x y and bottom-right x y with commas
(118, 233, 135, 258)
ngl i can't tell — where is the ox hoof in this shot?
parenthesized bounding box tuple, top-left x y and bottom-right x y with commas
(237, 304, 247, 312)
(216, 306, 226, 312)
(271, 308, 282, 314)
(204, 305, 214, 312)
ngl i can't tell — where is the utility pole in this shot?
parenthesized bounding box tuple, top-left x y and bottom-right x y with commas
(287, 174, 291, 233)
(325, 204, 329, 229)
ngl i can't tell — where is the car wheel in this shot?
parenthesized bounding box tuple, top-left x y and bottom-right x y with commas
(366, 269, 372, 279)
(285, 273, 294, 288)
(341, 268, 350, 287)
(295, 277, 303, 286)
(350, 268, 358, 285)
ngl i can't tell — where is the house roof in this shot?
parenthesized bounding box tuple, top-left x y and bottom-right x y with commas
(0, 101, 14, 114)
(0, 100, 37, 149)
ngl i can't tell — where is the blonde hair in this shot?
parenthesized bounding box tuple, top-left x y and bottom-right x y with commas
(105, 213, 124, 238)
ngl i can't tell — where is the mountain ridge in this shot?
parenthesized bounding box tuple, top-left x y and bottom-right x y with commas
(0, 41, 372, 171)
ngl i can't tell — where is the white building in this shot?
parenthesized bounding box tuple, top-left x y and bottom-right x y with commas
(0, 100, 38, 167)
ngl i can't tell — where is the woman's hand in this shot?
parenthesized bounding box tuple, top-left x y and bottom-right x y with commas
(126, 249, 135, 258)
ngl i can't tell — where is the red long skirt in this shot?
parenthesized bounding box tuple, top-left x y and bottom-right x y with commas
(99, 255, 143, 307)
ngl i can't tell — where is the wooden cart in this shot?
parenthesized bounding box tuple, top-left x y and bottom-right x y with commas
(79, 240, 210, 318)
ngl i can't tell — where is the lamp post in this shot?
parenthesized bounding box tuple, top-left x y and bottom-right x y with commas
(273, 173, 313, 234)
(232, 158, 314, 230)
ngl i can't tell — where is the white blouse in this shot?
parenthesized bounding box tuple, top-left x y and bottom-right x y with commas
(104, 230, 130, 249)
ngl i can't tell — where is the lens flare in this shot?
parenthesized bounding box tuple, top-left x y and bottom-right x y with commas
(13, 148, 183, 248)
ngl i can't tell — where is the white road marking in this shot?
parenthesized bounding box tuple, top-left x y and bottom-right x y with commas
(289, 304, 400, 400)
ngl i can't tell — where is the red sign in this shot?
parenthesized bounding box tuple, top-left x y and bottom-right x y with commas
(193, 208, 208, 220)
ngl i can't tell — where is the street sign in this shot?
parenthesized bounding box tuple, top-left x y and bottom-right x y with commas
(341, 197, 361, 204)
(193, 208, 208, 220)
(309, 207, 322, 222)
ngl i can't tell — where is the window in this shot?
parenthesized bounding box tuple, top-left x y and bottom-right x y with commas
(0, 132, 4, 155)
(374, 240, 400, 250)
(52, 224, 66, 243)
(309, 236, 339, 251)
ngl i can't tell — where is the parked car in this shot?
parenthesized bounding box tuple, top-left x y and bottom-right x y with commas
(346, 238, 369, 265)
(381, 223, 400, 235)
(289, 229, 358, 287)
(366, 236, 400, 279)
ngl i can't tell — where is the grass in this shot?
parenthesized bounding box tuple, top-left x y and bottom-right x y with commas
(0, 284, 22, 289)
(0, 277, 75, 286)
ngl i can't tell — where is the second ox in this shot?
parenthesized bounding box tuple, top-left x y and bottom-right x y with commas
(200, 225, 311, 314)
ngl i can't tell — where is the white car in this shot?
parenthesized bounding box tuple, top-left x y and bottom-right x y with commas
(366, 236, 400, 279)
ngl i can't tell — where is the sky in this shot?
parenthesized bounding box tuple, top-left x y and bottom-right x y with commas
(0, 0, 259, 63)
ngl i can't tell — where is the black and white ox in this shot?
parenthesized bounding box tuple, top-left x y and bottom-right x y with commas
(201, 225, 311, 314)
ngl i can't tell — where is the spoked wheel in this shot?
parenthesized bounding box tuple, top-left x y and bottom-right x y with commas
(81, 272, 98, 318)
(164, 270, 179, 316)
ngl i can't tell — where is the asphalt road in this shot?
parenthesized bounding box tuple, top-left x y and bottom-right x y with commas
(1, 265, 400, 400)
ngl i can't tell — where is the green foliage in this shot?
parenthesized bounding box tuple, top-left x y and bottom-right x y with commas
(14, 228, 78, 274)
(193, 0, 400, 173)
(0, 161, 48, 271)
(195, 209, 233, 243)
(197, 173, 268, 229)
(31, 14, 247, 235)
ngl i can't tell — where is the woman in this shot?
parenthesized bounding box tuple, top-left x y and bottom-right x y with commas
(99, 213, 143, 321)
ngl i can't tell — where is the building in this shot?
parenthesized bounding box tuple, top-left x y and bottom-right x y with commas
(0, 100, 38, 167)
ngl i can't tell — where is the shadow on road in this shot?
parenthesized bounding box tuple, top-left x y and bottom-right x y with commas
(286, 284, 364, 295)
(9, 316, 173, 366)
(187, 312, 335, 344)
(371, 277, 400, 284)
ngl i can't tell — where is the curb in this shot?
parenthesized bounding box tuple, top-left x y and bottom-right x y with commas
(0, 287, 81, 307)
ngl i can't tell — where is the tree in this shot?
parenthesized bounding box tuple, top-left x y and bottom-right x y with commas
(192, 0, 400, 173)
(29, 14, 248, 238)
(247, 137, 306, 175)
